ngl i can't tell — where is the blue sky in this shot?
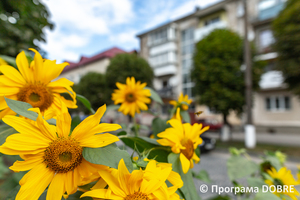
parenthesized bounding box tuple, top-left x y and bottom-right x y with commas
(39, 0, 222, 63)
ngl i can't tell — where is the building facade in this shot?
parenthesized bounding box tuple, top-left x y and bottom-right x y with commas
(137, 0, 300, 132)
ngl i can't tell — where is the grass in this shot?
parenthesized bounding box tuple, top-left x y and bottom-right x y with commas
(215, 139, 300, 160)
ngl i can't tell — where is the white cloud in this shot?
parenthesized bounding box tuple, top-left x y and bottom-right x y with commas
(40, 0, 134, 62)
(109, 30, 139, 50)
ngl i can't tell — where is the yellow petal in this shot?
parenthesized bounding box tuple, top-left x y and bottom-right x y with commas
(0, 65, 26, 85)
(79, 133, 119, 148)
(3, 115, 54, 142)
(180, 153, 190, 174)
(71, 105, 106, 139)
(98, 169, 126, 197)
(29, 48, 44, 81)
(81, 189, 123, 199)
(10, 152, 44, 172)
(16, 51, 33, 82)
(0, 85, 20, 95)
(46, 173, 65, 200)
(17, 163, 54, 200)
(0, 107, 16, 119)
(118, 159, 130, 195)
(43, 60, 68, 84)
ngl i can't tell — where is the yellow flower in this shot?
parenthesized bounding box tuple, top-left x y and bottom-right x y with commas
(169, 92, 192, 111)
(0, 104, 121, 199)
(81, 159, 183, 200)
(157, 108, 209, 174)
(265, 167, 300, 200)
(0, 49, 77, 119)
(112, 77, 151, 117)
(0, 57, 7, 65)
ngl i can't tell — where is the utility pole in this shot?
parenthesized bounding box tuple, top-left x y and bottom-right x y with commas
(243, 0, 256, 148)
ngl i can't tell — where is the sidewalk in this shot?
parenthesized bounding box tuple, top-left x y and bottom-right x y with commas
(204, 131, 300, 147)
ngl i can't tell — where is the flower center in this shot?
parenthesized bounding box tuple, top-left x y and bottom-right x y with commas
(17, 83, 53, 112)
(44, 137, 83, 173)
(180, 139, 194, 160)
(124, 192, 149, 200)
(125, 93, 136, 103)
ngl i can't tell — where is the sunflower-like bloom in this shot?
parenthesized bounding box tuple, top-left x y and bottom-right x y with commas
(81, 159, 183, 200)
(112, 77, 151, 117)
(265, 167, 300, 200)
(169, 92, 192, 111)
(157, 108, 209, 174)
(0, 104, 121, 199)
(0, 49, 77, 119)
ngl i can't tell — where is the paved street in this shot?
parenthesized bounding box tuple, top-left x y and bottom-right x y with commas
(194, 150, 300, 199)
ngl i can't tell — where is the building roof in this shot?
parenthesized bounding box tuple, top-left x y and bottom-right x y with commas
(63, 47, 126, 73)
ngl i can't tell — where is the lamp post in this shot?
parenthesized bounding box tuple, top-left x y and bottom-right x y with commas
(243, 0, 256, 148)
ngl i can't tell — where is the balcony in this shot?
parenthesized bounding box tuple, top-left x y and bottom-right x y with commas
(157, 86, 175, 99)
(194, 21, 227, 42)
(154, 65, 177, 77)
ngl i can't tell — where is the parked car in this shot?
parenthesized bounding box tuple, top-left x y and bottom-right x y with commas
(197, 119, 222, 132)
(199, 135, 216, 153)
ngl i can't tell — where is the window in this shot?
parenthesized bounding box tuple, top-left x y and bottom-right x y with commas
(204, 16, 220, 26)
(265, 96, 291, 111)
(181, 27, 195, 97)
(149, 52, 169, 66)
(259, 29, 274, 49)
(148, 28, 168, 46)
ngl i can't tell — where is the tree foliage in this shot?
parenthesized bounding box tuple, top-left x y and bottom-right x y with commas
(192, 29, 263, 123)
(272, 0, 300, 95)
(106, 53, 154, 90)
(0, 0, 53, 57)
(73, 72, 111, 114)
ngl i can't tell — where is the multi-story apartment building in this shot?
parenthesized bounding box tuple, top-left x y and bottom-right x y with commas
(137, 0, 300, 132)
(251, 0, 300, 133)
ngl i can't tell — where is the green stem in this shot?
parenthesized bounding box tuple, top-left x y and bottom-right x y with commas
(133, 115, 139, 137)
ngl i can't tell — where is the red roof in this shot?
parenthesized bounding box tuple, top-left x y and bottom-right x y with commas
(63, 47, 127, 73)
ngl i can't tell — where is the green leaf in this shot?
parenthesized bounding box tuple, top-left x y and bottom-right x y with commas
(168, 153, 201, 200)
(5, 185, 20, 200)
(264, 155, 282, 171)
(5, 97, 37, 121)
(208, 195, 232, 200)
(151, 117, 169, 138)
(83, 143, 133, 172)
(247, 177, 266, 188)
(145, 86, 163, 104)
(254, 191, 281, 200)
(76, 94, 95, 114)
(227, 155, 259, 181)
(193, 170, 212, 183)
(180, 110, 191, 123)
(0, 124, 17, 146)
(120, 136, 170, 162)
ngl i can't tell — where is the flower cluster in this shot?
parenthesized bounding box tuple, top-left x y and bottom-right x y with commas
(1, 49, 209, 200)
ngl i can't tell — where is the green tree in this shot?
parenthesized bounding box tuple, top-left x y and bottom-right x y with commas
(272, 0, 300, 95)
(0, 0, 53, 57)
(106, 53, 154, 91)
(73, 72, 111, 114)
(192, 29, 263, 124)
